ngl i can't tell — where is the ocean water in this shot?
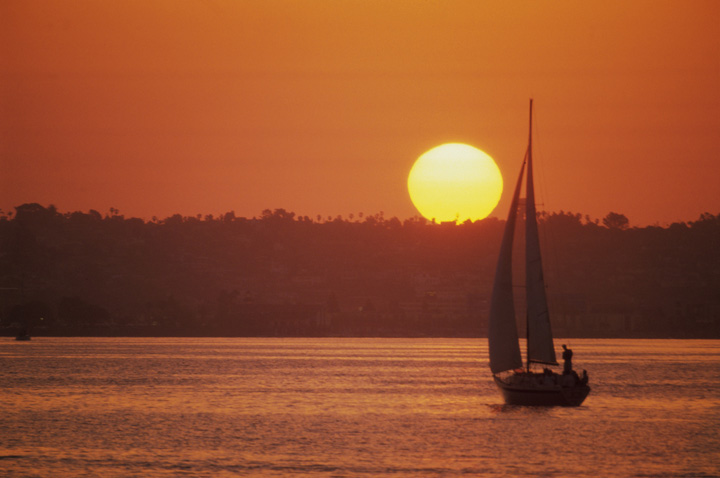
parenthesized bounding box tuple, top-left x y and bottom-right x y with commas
(1, 338, 718, 477)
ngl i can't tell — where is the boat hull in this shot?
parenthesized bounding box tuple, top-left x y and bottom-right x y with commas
(494, 375, 590, 407)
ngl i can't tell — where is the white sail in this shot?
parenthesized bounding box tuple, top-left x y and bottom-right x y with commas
(525, 101, 557, 366)
(488, 159, 525, 374)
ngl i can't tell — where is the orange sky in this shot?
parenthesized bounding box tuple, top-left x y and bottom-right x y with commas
(2, 1, 719, 226)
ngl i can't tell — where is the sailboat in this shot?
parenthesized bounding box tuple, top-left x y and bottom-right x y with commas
(488, 99, 590, 407)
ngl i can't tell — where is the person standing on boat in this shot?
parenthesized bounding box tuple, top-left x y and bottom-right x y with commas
(562, 344, 573, 374)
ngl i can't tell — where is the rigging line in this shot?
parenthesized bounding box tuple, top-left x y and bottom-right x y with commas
(532, 104, 567, 336)
(532, 106, 553, 275)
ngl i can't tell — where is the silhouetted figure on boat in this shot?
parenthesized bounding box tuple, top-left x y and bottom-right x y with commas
(562, 344, 573, 374)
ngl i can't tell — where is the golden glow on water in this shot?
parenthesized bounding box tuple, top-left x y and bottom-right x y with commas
(1, 338, 719, 477)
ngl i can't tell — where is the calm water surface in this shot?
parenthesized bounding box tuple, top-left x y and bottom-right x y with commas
(1, 338, 718, 477)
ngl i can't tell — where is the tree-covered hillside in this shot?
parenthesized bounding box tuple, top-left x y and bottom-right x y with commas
(1, 204, 718, 338)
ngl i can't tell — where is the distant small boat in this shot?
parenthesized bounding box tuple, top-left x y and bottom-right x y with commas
(15, 329, 31, 341)
(488, 100, 590, 407)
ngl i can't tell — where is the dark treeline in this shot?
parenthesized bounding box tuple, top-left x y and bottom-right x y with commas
(1, 203, 719, 338)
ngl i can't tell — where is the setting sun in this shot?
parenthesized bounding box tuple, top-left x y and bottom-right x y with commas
(407, 143, 503, 223)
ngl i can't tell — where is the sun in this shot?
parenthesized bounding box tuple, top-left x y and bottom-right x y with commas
(407, 143, 503, 223)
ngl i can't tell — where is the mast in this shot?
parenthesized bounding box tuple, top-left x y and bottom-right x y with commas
(526, 99, 533, 371)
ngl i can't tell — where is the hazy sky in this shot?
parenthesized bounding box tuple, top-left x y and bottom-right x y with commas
(2, 1, 719, 226)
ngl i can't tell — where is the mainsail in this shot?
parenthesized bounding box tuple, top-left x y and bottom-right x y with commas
(488, 99, 556, 375)
(525, 101, 557, 366)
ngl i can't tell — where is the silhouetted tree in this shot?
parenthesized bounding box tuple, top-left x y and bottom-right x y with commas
(603, 212, 630, 230)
